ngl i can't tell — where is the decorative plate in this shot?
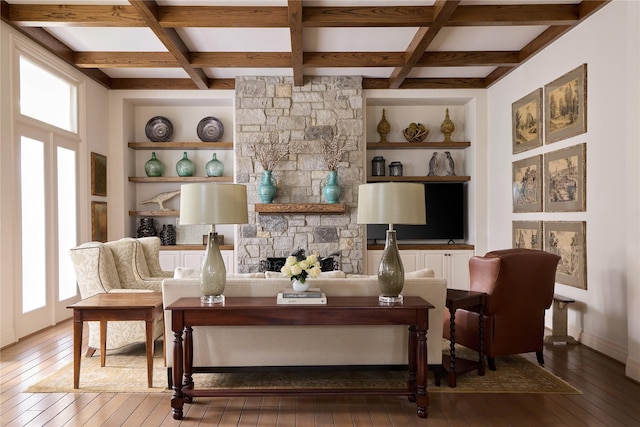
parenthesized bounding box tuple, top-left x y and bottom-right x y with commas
(145, 116, 173, 142)
(197, 116, 224, 142)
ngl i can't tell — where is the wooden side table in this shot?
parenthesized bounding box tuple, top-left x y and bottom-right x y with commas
(67, 292, 164, 388)
(544, 294, 579, 344)
(443, 289, 486, 387)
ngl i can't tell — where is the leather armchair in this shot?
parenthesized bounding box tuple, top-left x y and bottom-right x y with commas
(69, 237, 172, 356)
(444, 248, 560, 370)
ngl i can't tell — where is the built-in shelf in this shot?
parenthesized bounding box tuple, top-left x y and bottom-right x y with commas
(128, 142, 234, 150)
(367, 141, 471, 150)
(255, 203, 346, 215)
(367, 176, 470, 183)
(129, 210, 179, 217)
(128, 176, 233, 183)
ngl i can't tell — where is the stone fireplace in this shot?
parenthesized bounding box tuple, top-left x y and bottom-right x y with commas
(234, 76, 364, 273)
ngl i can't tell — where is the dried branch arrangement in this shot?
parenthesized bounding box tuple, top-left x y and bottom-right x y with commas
(317, 135, 354, 171)
(247, 133, 290, 171)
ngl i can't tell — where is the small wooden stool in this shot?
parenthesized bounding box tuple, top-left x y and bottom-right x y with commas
(544, 294, 579, 344)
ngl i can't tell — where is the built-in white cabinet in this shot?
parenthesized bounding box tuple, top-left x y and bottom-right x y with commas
(367, 248, 473, 290)
(159, 249, 235, 274)
(421, 250, 473, 290)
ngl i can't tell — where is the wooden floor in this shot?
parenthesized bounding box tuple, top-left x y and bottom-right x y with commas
(1, 320, 639, 427)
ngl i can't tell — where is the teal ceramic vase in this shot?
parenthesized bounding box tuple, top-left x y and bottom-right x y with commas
(144, 152, 163, 177)
(258, 170, 277, 204)
(323, 170, 341, 204)
(176, 151, 195, 177)
(205, 153, 224, 177)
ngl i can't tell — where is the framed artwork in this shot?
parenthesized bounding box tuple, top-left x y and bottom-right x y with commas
(512, 221, 543, 250)
(512, 88, 543, 154)
(91, 152, 107, 197)
(91, 201, 108, 242)
(544, 143, 586, 212)
(544, 64, 587, 144)
(512, 155, 543, 212)
(545, 221, 587, 289)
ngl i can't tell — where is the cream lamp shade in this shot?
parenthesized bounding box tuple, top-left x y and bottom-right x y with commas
(357, 182, 426, 226)
(357, 182, 426, 303)
(179, 183, 248, 304)
(179, 183, 248, 226)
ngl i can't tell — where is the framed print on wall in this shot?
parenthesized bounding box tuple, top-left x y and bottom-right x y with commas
(512, 155, 543, 212)
(91, 152, 107, 197)
(512, 221, 543, 250)
(544, 64, 587, 144)
(544, 143, 586, 212)
(91, 201, 108, 242)
(545, 221, 587, 289)
(512, 88, 543, 154)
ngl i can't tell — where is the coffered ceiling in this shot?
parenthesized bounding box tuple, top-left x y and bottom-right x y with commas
(1, 0, 610, 90)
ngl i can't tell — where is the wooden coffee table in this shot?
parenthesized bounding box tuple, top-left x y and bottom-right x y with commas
(166, 296, 433, 420)
(67, 292, 164, 388)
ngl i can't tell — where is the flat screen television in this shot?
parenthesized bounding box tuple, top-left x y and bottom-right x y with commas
(366, 182, 465, 243)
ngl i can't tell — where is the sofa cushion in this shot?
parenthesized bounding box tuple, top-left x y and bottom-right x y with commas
(406, 268, 435, 278)
(174, 267, 200, 279)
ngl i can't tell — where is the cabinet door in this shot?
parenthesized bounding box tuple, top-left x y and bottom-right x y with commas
(181, 250, 235, 273)
(366, 250, 421, 275)
(181, 251, 205, 270)
(421, 249, 473, 290)
(159, 250, 180, 272)
(448, 250, 473, 290)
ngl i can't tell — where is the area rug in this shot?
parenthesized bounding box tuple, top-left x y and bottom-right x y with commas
(26, 341, 580, 394)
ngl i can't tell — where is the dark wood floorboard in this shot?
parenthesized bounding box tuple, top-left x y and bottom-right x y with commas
(1, 319, 639, 426)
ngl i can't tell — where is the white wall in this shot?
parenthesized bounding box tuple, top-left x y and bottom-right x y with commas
(0, 23, 110, 347)
(487, 0, 640, 380)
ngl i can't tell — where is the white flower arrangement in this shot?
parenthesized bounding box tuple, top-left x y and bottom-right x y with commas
(281, 255, 322, 283)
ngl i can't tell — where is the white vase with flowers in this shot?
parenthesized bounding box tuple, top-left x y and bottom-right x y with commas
(281, 255, 322, 292)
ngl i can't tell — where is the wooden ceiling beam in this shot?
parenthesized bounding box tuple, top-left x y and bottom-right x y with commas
(388, 0, 460, 89)
(75, 50, 518, 69)
(288, 0, 304, 86)
(75, 51, 178, 68)
(7, 4, 145, 27)
(6, 4, 590, 28)
(160, 6, 288, 28)
(110, 78, 234, 90)
(364, 78, 486, 90)
(128, 0, 208, 90)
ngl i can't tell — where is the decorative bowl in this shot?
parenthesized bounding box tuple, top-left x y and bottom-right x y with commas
(402, 123, 429, 142)
(145, 116, 173, 142)
(197, 116, 224, 142)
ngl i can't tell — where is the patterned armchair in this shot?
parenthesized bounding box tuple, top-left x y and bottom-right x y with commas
(69, 237, 172, 356)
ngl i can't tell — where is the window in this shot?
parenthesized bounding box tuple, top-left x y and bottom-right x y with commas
(19, 55, 77, 133)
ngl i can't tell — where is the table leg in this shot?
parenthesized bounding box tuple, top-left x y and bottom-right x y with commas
(478, 304, 485, 376)
(448, 307, 457, 387)
(184, 326, 194, 403)
(73, 315, 83, 389)
(416, 328, 429, 418)
(407, 325, 417, 402)
(171, 329, 184, 420)
(100, 320, 107, 368)
(145, 318, 154, 388)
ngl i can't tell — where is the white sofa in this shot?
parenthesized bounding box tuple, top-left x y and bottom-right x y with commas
(162, 270, 447, 386)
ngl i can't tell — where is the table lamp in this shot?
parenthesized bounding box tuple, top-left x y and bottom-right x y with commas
(357, 182, 426, 303)
(179, 183, 248, 304)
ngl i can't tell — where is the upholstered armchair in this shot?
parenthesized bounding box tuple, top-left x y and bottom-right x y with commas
(69, 237, 172, 356)
(443, 248, 560, 370)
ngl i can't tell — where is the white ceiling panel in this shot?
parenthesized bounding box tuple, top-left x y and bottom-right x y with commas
(178, 28, 291, 52)
(430, 26, 550, 51)
(407, 66, 497, 79)
(204, 68, 292, 78)
(305, 67, 392, 78)
(46, 27, 168, 52)
(304, 27, 418, 52)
